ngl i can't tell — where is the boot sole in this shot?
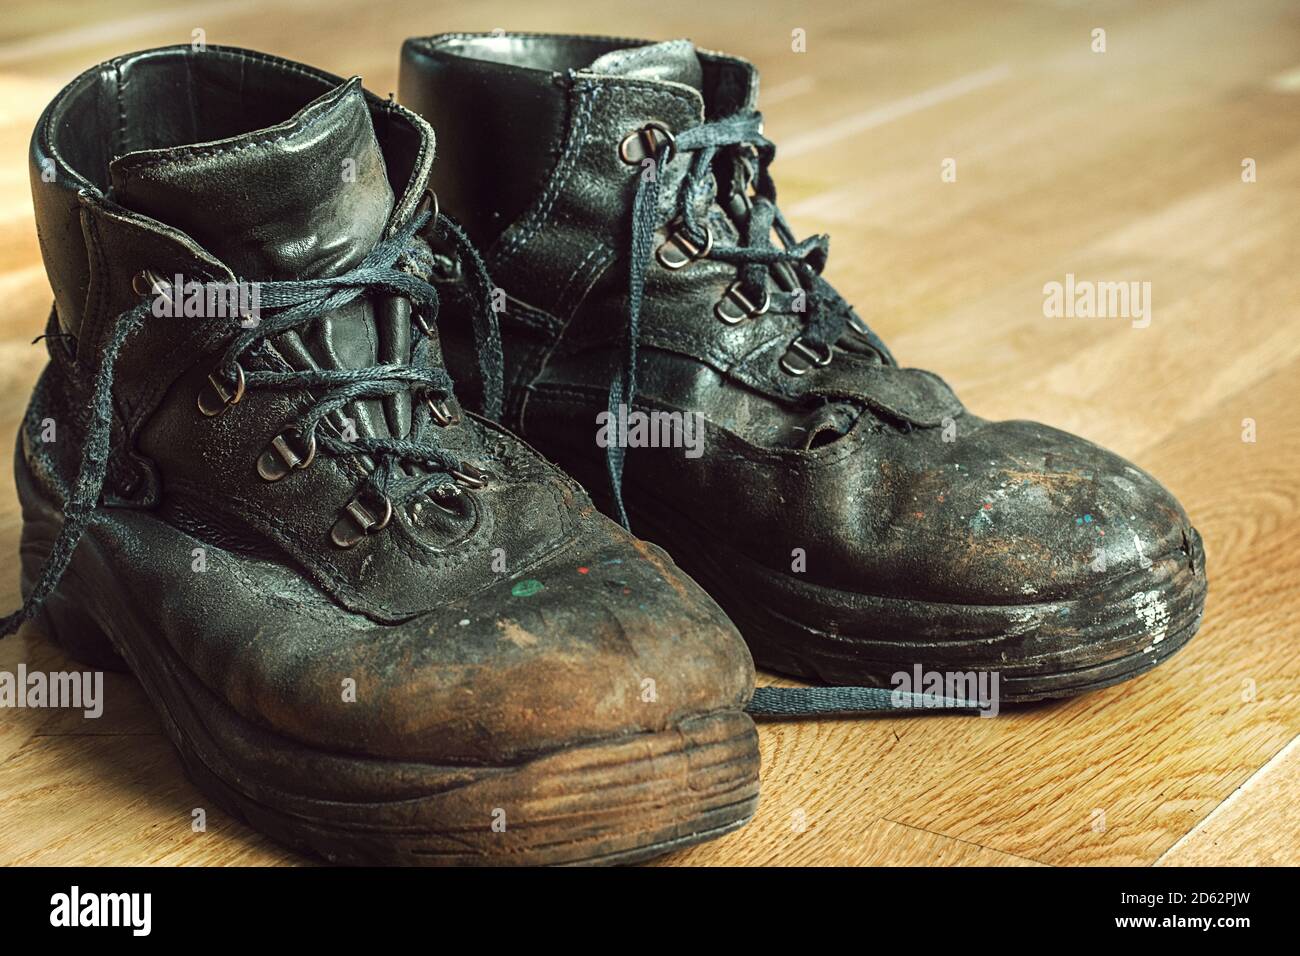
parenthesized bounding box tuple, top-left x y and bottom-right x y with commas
(578, 478, 1207, 704)
(16, 466, 759, 866)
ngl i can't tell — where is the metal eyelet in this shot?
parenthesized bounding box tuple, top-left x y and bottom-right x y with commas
(330, 492, 394, 548)
(619, 121, 676, 165)
(256, 428, 317, 482)
(451, 461, 490, 489)
(779, 336, 834, 376)
(196, 363, 246, 416)
(416, 187, 439, 224)
(428, 398, 459, 427)
(845, 312, 874, 343)
(132, 269, 175, 317)
(715, 281, 771, 325)
(656, 218, 713, 270)
(131, 269, 172, 299)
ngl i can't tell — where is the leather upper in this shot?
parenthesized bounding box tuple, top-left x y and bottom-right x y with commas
(23, 45, 754, 760)
(399, 33, 1198, 609)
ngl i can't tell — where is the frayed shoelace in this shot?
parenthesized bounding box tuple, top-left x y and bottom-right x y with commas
(612, 111, 982, 718)
(0, 209, 502, 639)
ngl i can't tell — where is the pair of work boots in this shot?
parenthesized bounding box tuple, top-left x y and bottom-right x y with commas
(2, 35, 1206, 865)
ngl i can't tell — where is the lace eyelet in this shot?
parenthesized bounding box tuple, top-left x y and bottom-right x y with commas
(619, 122, 676, 165)
(427, 398, 459, 427)
(256, 428, 317, 482)
(416, 187, 439, 224)
(196, 363, 246, 416)
(451, 461, 489, 489)
(330, 492, 393, 548)
(779, 336, 833, 376)
(715, 281, 771, 325)
(844, 312, 874, 343)
(656, 218, 713, 270)
(131, 269, 172, 299)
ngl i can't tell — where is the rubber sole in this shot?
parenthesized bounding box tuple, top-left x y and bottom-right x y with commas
(17, 473, 759, 866)
(651, 509, 1206, 702)
(559, 456, 1208, 704)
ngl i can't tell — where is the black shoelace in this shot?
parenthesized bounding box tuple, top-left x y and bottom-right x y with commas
(0, 209, 502, 639)
(0, 185, 979, 719)
(615, 111, 982, 718)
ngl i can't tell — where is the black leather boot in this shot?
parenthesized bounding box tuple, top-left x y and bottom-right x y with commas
(399, 33, 1207, 704)
(4, 45, 760, 864)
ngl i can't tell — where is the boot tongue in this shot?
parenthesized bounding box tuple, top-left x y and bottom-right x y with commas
(109, 77, 392, 281)
(109, 78, 412, 441)
(587, 39, 703, 90)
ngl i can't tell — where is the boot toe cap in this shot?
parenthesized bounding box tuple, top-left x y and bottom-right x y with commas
(884, 418, 1203, 604)
(251, 522, 755, 763)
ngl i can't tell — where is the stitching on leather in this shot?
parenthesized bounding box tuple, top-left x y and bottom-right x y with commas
(166, 475, 360, 584)
(554, 242, 615, 318)
(503, 298, 563, 338)
(79, 207, 108, 373)
(535, 382, 874, 469)
(491, 80, 601, 266)
(113, 59, 127, 159)
(385, 505, 478, 568)
(638, 327, 738, 372)
(556, 243, 606, 305)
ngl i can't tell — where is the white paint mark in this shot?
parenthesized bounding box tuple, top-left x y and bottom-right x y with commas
(1133, 533, 1153, 569)
(780, 64, 1012, 159)
(1131, 590, 1169, 646)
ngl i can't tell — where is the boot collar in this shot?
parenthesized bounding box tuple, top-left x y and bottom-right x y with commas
(30, 44, 434, 341)
(404, 32, 759, 112)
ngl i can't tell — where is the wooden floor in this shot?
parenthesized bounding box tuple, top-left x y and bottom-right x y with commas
(1, 0, 1297, 866)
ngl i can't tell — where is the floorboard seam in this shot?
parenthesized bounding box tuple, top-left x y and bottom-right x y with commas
(879, 816, 1052, 866)
(1153, 732, 1299, 864)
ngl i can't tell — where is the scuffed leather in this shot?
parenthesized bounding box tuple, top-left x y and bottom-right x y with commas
(400, 33, 1198, 614)
(23, 44, 755, 761)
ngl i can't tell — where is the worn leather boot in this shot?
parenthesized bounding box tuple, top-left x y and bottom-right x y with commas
(3, 45, 760, 864)
(399, 33, 1208, 704)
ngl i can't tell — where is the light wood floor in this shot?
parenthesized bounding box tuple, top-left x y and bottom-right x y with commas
(1, 0, 1297, 866)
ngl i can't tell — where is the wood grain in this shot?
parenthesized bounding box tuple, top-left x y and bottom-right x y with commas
(0, 0, 1296, 866)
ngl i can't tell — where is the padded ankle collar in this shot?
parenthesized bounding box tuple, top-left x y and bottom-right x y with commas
(31, 44, 432, 338)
